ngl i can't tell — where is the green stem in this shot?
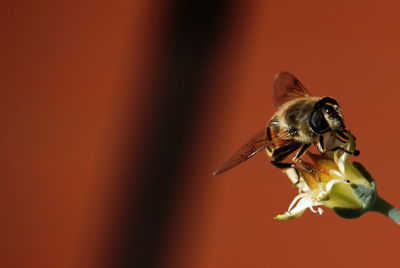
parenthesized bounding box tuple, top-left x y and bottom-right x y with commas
(370, 196, 400, 225)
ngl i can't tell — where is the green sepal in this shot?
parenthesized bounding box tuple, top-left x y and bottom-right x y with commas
(351, 182, 377, 209)
(333, 207, 363, 219)
(333, 182, 377, 219)
(333, 163, 377, 219)
(352, 162, 375, 184)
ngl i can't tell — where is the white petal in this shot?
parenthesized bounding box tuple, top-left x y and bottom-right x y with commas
(284, 168, 299, 184)
(288, 194, 323, 215)
(288, 193, 307, 212)
(289, 197, 312, 215)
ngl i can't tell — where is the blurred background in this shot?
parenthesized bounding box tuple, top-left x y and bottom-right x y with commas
(1, 0, 400, 267)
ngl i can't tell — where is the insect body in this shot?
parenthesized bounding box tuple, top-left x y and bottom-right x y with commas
(213, 72, 358, 175)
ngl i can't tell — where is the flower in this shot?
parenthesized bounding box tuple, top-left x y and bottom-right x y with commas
(274, 133, 400, 224)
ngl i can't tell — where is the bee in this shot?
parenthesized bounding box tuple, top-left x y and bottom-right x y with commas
(213, 72, 359, 175)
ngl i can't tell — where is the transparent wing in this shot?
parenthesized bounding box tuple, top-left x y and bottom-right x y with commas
(213, 129, 269, 175)
(273, 72, 312, 107)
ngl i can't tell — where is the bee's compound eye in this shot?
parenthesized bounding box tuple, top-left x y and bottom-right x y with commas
(310, 111, 329, 134)
(324, 105, 336, 114)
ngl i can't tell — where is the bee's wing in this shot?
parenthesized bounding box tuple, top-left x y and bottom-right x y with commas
(213, 128, 270, 175)
(273, 72, 312, 107)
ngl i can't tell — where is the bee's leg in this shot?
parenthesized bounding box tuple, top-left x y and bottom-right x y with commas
(292, 143, 311, 161)
(329, 146, 360, 156)
(292, 144, 316, 173)
(316, 135, 325, 153)
(336, 130, 349, 141)
(293, 161, 317, 174)
(271, 162, 293, 169)
(270, 142, 302, 169)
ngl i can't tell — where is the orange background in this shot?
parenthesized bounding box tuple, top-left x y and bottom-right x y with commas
(1, 1, 400, 268)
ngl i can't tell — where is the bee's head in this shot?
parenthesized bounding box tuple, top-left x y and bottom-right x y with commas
(310, 97, 345, 134)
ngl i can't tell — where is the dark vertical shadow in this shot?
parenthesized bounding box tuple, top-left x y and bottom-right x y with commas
(111, 1, 237, 268)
